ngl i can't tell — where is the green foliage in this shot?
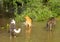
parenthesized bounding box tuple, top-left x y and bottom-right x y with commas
(48, 0, 60, 16)
(0, 0, 60, 21)
(14, 0, 59, 21)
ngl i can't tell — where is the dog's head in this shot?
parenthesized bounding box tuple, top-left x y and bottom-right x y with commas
(24, 16, 30, 20)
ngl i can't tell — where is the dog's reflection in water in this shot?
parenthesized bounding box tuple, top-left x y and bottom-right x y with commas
(25, 27, 32, 42)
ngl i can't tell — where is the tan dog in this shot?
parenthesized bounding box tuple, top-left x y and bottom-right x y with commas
(24, 16, 32, 28)
(24, 16, 32, 39)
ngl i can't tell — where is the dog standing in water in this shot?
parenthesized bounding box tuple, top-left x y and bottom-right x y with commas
(24, 16, 32, 28)
(46, 17, 56, 31)
(24, 16, 32, 39)
(10, 19, 16, 39)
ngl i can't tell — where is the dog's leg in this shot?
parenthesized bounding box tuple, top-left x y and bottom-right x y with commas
(49, 24, 52, 31)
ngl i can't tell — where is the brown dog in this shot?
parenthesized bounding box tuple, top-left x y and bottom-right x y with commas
(47, 17, 56, 31)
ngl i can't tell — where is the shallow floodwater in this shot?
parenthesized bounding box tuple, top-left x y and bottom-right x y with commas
(0, 21, 60, 42)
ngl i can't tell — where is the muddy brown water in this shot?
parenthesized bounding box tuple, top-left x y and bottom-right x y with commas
(0, 19, 60, 42)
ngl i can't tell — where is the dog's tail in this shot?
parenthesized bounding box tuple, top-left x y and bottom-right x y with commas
(14, 28, 21, 33)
